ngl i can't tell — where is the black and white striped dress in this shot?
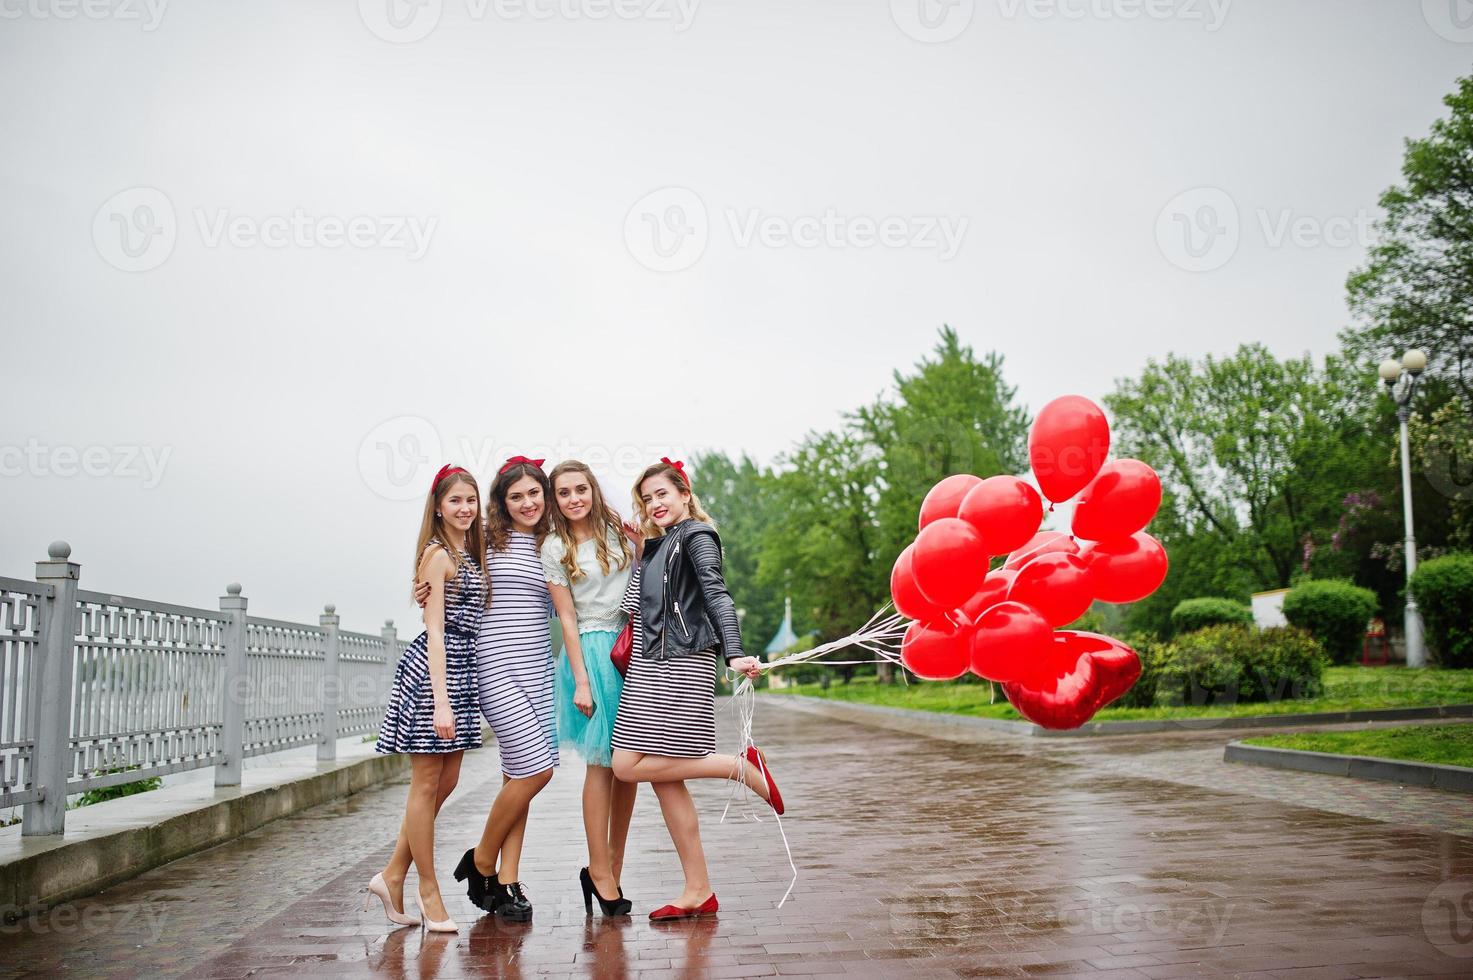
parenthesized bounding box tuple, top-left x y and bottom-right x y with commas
(610, 562, 719, 758)
(477, 530, 559, 778)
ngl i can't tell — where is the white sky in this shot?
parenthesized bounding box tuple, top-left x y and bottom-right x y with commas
(2, 0, 1469, 632)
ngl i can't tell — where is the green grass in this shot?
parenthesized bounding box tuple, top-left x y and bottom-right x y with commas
(1243, 724, 1473, 768)
(764, 667, 1473, 723)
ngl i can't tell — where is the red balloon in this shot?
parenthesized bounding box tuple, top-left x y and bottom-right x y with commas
(901, 618, 972, 681)
(959, 568, 1017, 624)
(958, 476, 1043, 555)
(919, 474, 982, 530)
(1003, 530, 1079, 571)
(890, 545, 944, 622)
(1080, 532, 1168, 603)
(1029, 395, 1111, 504)
(1002, 631, 1142, 730)
(911, 518, 989, 610)
(1071, 459, 1163, 543)
(968, 601, 1053, 684)
(1008, 552, 1095, 628)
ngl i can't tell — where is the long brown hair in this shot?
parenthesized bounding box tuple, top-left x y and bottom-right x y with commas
(632, 460, 717, 539)
(413, 469, 489, 607)
(548, 460, 631, 583)
(486, 461, 554, 553)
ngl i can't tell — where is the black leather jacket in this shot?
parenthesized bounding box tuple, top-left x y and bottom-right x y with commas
(638, 519, 749, 664)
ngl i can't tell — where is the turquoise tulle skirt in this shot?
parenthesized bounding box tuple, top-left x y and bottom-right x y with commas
(555, 629, 625, 767)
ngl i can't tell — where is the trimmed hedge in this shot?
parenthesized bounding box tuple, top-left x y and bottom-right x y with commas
(1170, 598, 1253, 636)
(1410, 553, 1473, 669)
(1153, 624, 1328, 708)
(1282, 579, 1378, 665)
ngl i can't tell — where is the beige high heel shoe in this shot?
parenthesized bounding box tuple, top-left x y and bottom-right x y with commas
(415, 892, 459, 933)
(364, 873, 421, 927)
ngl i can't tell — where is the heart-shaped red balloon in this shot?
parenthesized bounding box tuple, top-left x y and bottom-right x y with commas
(969, 601, 1053, 684)
(1008, 552, 1094, 628)
(958, 476, 1043, 556)
(919, 474, 982, 530)
(1079, 531, 1168, 604)
(890, 544, 944, 622)
(959, 568, 1016, 624)
(1002, 631, 1142, 729)
(911, 518, 989, 611)
(1003, 530, 1079, 571)
(900, 618, 972, 681)
(1071, 459, 1162, 543)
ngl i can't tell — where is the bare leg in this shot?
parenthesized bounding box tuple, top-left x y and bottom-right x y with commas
(403, 755, 451, 921)
(612, 750, 769, 801)
(651, 780, 713, 909)
(609, 773, 638, 889)
(498, 786, 532, 883)
(583, 764, 618, 898)
(471, 768, 552, 880)
(382, 752, 463, 911)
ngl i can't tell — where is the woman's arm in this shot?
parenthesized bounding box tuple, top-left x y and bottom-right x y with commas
(416, 546, 457, 738)
(549, 584, 595, 718)
(685, 531, 759, 677)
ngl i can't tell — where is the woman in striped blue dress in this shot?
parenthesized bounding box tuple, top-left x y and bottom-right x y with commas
(370, 465, 488, 934)
(453, 457, 559, 922)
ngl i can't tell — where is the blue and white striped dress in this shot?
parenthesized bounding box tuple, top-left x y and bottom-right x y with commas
(478, 530, 560, 778)
(376, 545, 487, 755)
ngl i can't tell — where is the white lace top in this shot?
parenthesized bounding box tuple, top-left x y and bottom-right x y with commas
(540, 528, 633, 634)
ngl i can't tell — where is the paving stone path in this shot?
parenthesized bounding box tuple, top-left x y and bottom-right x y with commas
(4, 701, 1473, 978)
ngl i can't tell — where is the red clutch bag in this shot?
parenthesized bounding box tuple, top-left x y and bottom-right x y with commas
(610, 621, 633, 677)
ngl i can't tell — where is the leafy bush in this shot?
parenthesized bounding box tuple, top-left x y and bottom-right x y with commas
(73, 766, 162, 808)
(1282, 580, 1378, 664)
(1114, 633, 1165, 708)
(1410, 553, 1473, 668)
(1170, 598, 1253, 636)
(1065, 608, 1108, 634)
(1153, 625, 1328, 707)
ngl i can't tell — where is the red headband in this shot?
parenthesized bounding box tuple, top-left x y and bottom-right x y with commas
(433, 464, 468, 491)
(661, 457, 690, 488)
(499, 455, 546, 475)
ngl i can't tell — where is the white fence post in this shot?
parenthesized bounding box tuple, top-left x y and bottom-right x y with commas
(318, 605, 340, 763)
(380, 619, 399, 687)
(23, 541, 79, 837)
(216, 583, 248, 787)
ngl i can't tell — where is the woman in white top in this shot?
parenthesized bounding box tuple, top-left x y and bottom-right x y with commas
(542, 460, 641, 917)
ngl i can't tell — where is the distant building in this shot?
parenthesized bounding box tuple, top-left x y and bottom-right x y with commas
(764, 595, 799, 689)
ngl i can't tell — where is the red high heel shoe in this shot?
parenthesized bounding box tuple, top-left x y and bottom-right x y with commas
(649, 893, 719, 921)
(745, 745, 784, 815)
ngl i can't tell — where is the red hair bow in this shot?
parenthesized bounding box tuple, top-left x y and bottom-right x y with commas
(433, 464, 468, 491)
(661, 457, 690, 487)
(499, 455, 546, 475)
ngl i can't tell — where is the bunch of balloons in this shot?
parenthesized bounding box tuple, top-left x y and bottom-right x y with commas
(891, 395, 1168, 729)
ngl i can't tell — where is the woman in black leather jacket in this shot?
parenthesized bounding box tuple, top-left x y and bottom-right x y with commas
(610, 459, 785, 921)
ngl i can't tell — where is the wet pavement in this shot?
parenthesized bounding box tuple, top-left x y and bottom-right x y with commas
(4, 701, 1473, 978)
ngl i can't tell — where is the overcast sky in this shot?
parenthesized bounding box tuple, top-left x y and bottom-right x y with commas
(2, 0, 1469, 632)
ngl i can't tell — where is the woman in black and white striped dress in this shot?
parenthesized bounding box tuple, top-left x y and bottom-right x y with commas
(610, 459, 787, 922)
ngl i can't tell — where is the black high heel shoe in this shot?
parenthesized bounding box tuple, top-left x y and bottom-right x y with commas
(453, 849, 493, 912)
(581, 867, 633, 916)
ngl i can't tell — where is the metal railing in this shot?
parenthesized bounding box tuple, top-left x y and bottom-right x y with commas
(0, 542, 404, 836)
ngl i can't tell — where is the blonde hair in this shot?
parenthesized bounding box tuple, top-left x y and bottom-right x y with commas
(412, 470, 489, 608)
(486, 461, 554, 554)
(548, 460, 632, 583)
(632, 460, 716, 539)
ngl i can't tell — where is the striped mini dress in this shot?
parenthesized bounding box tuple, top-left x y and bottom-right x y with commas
(376, 544, 487, 755)
(610, 563, 718, 758)
(478, 530, 560, 778)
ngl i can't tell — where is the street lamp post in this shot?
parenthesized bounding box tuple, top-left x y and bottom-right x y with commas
(1378, 349, 1429, 668)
